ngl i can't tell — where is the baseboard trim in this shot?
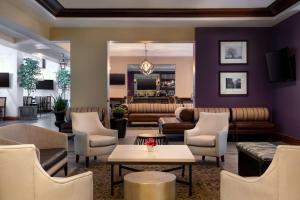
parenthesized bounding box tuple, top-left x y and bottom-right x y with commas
(3, 116, 18, 121)
(276, 133, 300, 145)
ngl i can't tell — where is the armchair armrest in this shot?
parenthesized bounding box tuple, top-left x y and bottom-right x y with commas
(184, 127, 201, 144)
(91, 128, 118, 144)
(215, 126, 229, 156)
(73, 130, 90, 156)
(38, 171, 93, 200)
(220, 170, 276, 200)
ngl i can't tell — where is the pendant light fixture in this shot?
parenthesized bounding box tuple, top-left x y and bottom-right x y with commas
(139, 43, 154, 75)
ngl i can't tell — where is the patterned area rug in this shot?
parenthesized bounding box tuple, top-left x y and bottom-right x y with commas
(72, 162, 221, 200)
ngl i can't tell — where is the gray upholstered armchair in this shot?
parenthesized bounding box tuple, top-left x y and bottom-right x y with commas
(72, 112, 118, 167)
(0, 124, 68, 176)
(0, 145, 93, 200)
(184, 112, 229, 166)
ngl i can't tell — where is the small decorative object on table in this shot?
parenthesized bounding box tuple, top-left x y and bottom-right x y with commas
(144, 138, 157, 152)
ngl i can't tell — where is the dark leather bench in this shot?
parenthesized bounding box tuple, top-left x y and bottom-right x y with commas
(236, 142, 276, 176)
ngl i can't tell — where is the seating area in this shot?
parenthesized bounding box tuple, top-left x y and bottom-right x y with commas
(1, 1, 300, 200)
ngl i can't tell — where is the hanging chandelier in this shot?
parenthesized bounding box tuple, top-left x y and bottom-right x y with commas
(139, 43, 154, 76)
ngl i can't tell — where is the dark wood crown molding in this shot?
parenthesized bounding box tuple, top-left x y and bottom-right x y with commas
(36, 0, 300, 18)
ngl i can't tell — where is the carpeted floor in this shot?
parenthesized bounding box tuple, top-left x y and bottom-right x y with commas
(72, 161, 221, 200)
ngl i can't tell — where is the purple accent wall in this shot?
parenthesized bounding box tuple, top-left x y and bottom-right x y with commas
(271, 13, 300, 139)
(195, 27, 273, 108)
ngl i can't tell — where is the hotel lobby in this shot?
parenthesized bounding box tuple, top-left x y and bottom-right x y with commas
(1, 1, 300, 200)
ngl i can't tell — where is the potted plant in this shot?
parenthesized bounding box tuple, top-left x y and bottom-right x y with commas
(53, 95, 68, 123)
(112, 105, 127, 119)
(18, 58, 41, 119)
(56, 68, 71, 100)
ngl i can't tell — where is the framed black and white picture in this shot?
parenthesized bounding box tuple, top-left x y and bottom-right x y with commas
(219, 71, 248, 96)
(219, 41, 248, 65)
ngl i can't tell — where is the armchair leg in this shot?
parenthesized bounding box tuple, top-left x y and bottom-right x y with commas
(94, 156, 97, 160)
(64, 163, 68, 176)
(216, 157, 220, 167)
(86, 157, 90, 168)
(76, 154, 79, 163)
(221, 155, 225, 162)
(202, 156, 205, 161)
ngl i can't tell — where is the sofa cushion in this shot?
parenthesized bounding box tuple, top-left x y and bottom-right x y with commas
(89, 135, 116, 147)
(159, 117, 195, 130)
(187, 135, 216, 147)
(235, 121, 275, 129)
(127, 103, 182, 114)
(231, 107, 270, 122)
(194, 108, 230, 122)
(40, 148, 67, 171)
(175, 107, 194, 122)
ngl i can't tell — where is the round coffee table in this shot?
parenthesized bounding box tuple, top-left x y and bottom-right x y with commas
(134, 133, 168, 145)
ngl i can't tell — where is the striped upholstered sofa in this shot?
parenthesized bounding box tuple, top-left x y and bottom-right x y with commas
(124, 103, 184, 125)
(231, 108, 275, 139)
(159, 107, 275, 140)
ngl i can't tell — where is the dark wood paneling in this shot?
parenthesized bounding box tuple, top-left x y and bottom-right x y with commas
(35, 0, 64, 16)
(35, 0, 300, 18)
(268, 0, 300, 15)
(56, 8, 271, 18)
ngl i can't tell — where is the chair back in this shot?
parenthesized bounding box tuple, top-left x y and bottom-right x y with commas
(0, 145, 37, 200)
(276, 145, 300, 199)
(196, 112, 229, 134)
(72, 112, 104, 133)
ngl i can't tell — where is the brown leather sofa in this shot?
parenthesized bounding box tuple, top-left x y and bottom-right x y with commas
(231, 108, 275, 140)
(124, 103, 184, 125)
(159, 107, 275, 140)
(159, 107, 230, 136)
(60, 106, 105, 134)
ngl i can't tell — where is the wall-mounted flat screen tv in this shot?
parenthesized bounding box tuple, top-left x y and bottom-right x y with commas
(266, 48, 296, 82)
(0, 73, 9, 87)
(36, 80, 54, 90)
(110, 74, 125, 85)
(137, 79, 157, 90)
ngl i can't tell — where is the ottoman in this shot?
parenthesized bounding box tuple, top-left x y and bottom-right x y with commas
(124, 171, 176, 200)
(236, 142, 276, 176)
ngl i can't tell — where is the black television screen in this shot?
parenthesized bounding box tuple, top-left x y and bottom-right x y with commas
(266, 48, 296, 82)
(0, 73, 9, 87)
(110, 74, 125, 85)
(137, 79, 157, 90)
(36, 80, 54, 90)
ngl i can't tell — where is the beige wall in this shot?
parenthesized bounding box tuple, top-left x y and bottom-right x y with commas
(110, 56, 194, 98)
(0, 0, 50, 38)
(50, 28, 194, 108)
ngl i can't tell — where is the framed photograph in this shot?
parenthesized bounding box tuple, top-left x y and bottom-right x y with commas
(219, 40, 248, 64)
(219, 71, 248, 96)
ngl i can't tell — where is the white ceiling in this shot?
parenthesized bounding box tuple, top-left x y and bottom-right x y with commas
(59, 0, 275, 9)
(0, 20, 70, 62)
(109, 43, 194, 57)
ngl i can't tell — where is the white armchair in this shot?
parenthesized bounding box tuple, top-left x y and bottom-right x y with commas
(221, 145, 300, 200)
(184, 112, 229, 166)
(0, 144, 93, 200)
(72, 112, 118, 167)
